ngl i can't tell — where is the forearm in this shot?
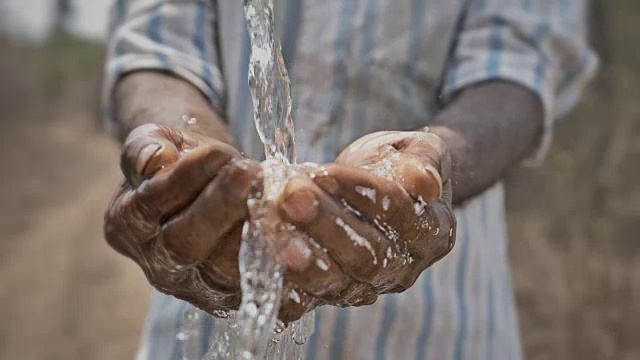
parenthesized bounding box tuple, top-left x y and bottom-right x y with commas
(112, 71, 235, 146)
(429, 81, 543, 204)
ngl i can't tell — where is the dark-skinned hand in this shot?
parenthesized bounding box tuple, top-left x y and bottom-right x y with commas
(277, 130, 457, 309)
(103, 124, 317, 320)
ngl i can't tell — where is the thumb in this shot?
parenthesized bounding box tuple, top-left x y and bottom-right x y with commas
(392, 155, 443, 203)
(400, 132, 452, 185)
(120, 124, 182, 187)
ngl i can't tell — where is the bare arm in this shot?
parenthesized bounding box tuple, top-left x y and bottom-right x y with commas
(433, 0, 597, 204)
(429, 81, 544, 204)
(112, 71, 236, 147)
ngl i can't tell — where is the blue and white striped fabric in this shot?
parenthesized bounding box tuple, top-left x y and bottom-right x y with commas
(103, 0, 597, 359)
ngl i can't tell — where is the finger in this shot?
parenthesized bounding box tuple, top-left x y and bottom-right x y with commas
(282, 235, 314, 273)
(441, 178, 453, 209)
(158, 160, 261, 266)
(133, 239, 243, 312)
(200, 224, 244, 292)
(278, 288, 321, 325)
(392, 154, 442, 203)
(336, 131, 450, 202)
(283, 234, 352, 301)
(311, 164, 419, 241)
(402, 132, 452, 184)
(414, 200, 456, 267)
(106, 144, 240, 247)
(335, 131, 400, 166)
(279, 178, 392, 286)
(312, 164, 451, 292)
(121, 124, 183, 187)
(121, 124, 241, 187)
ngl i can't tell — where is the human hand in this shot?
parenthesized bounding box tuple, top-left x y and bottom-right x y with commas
(277, 130, 456, 308)
(104, 124, 263, 314)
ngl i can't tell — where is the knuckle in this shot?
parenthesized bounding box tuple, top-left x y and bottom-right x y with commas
(104, 186, 145, 256)
(117, 189, 159, 236)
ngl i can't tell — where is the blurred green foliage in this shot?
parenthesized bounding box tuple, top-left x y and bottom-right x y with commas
(34, 32, 105, 93)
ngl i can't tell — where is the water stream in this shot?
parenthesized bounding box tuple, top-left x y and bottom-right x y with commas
(181, 1, 314, 359)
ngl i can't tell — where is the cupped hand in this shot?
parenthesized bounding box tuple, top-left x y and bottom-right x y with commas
(104, 124, 264, 314)
(277, 130, 456, 308)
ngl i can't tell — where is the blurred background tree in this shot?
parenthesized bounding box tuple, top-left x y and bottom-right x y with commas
(53, 0, 74, 37)
(36, 0, 104, 97)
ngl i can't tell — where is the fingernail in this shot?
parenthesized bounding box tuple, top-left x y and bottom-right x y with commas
(394, 159, 442, 203)
(281, 188, 319, 223)
(137, 143, 162, 177)
(423, 165, 443, 201)
(284, 238, 312, 271)
(313, 176, 339, 195)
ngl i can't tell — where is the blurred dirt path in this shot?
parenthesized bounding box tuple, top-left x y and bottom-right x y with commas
(0, 79, 149, 359)
(506, 1, 640, 359)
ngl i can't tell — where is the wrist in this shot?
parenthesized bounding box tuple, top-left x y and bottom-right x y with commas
(114, 71, 237, 148)
(421, 125, 467, 154)
(419, 124, 467, 179)
(421, 81, 544, 204)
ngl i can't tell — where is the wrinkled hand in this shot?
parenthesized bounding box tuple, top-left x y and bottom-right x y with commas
(277, 130, 456, 308)
(104, 124, 263, 314)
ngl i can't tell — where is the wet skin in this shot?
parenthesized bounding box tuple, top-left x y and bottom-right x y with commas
(104, 123, 455, 324)
(106, 72, 542, 323)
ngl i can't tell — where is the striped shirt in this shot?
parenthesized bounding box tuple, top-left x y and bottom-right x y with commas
(103, 0, 597, 359)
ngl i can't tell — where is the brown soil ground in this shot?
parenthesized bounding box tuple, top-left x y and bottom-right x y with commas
(0, 2, 638, 359)
(0, 41, 149, 359)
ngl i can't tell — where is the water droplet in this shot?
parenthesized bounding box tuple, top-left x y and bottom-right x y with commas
(341, 198, 362, 217)
(288, 289, 301, 304)
(382, 196, 390, 211)
(209, 0, 318, 356)
(355, 185, 377, 203)
(414, 195, 427, 216)
(335, 217, 378, 264)
(315, 258, 329, 271)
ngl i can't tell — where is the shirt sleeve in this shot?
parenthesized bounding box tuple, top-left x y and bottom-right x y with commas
(101, 0, 225, 134)
(442, 0, 598, 161)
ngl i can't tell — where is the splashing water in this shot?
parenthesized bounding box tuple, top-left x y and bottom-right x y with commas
(177, 307, 203, 360)
(181, 0, 314, 359)
(235, 0, 316, 358)
(177, 0, 430, 357)
(244, 0, 296, 164)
